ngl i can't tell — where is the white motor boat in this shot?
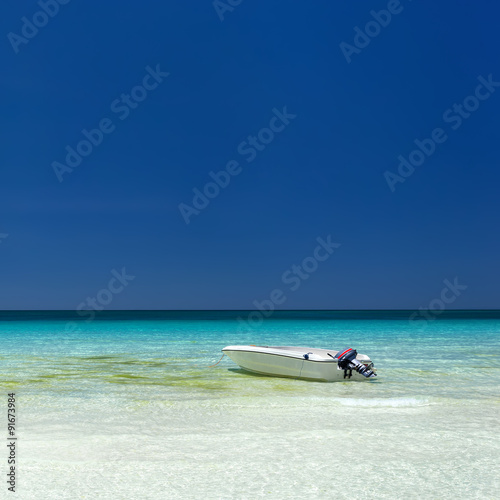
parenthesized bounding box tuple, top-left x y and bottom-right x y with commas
(222, 345, 377, 382)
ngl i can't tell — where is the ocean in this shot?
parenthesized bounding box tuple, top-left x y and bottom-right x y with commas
(1, 311, 499, 499)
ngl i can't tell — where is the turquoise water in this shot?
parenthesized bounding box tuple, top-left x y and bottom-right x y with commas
(1, 313, 499, 499)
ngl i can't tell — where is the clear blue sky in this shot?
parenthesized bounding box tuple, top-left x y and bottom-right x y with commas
(1, 0, 499, 310)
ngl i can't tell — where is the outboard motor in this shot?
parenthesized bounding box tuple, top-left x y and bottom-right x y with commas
(332, 348, 376, 378)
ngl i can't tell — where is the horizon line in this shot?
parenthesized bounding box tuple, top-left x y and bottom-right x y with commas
(0, 309, 499, 312)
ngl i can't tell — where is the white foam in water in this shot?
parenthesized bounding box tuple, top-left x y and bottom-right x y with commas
(336, 397, 428, 407)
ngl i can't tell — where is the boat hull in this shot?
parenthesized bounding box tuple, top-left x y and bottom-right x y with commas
(222, 346, 375, 382)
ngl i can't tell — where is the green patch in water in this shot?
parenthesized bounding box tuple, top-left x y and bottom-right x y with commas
(110, 374, 149, 379)
(78, 356, 119, 360)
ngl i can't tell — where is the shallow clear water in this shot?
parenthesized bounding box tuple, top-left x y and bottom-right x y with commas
(1, 315, 499, 499)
